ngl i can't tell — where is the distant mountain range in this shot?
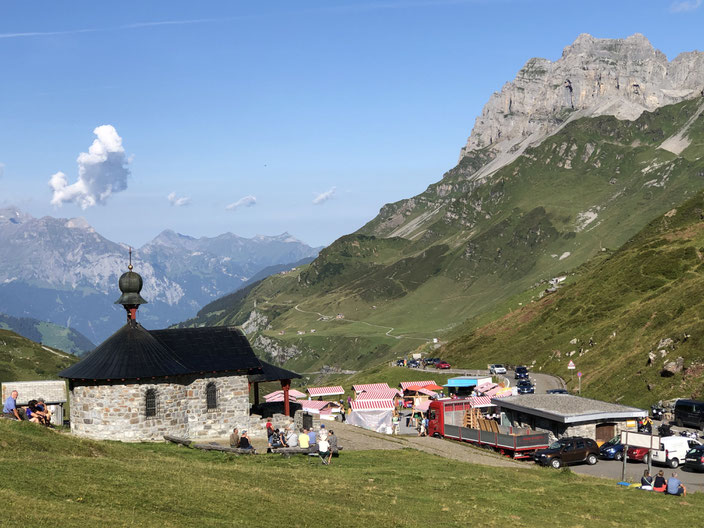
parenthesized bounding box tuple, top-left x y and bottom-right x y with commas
(0, 207, 321, 345)
(0, 312, 93, 356)
(177, 34, 704, 380)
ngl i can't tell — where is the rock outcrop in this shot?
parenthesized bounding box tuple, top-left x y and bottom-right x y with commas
(458, 34, 704, 176)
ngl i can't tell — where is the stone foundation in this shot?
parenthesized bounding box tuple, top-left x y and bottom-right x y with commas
(69, 373, 250, 442)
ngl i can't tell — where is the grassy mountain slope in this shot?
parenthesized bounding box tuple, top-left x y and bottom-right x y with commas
(1, 421, 702, 527)
(442, 190, 704, 407)
(0, 312, 94, 356)
(182, 99, 704, 371)
(0, 329, 78, 382)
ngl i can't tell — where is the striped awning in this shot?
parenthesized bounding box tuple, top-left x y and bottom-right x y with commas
(264, 389, 306, 401)
(263, 393, 298, 403)
(300, 400, 338, 412)
(416, 388, 438, 397)
(307, 386, 345, 397)
(356, 389, 401, 400)
(400, 380, 436, 390)
(350, 399, 394, 411)
(477, 382, 498, 393)
(469, 396, 494, 408)
(493, 389, 514, 398)
(353, 383, 391, 393)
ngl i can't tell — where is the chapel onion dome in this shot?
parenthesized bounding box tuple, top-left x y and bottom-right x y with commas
(115, 267, 148, 307)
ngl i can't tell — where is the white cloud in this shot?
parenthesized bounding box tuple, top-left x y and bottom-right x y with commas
(49, 125, 131, 209)
(670, 0, 702, 11)
(167, 191, 191, 207)
(226, 195, 257, 211)
(313, 187, 336, 205)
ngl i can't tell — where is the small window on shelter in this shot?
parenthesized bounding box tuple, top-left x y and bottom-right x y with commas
(145, 389, 157, 418)
(206, 382, 218, 410)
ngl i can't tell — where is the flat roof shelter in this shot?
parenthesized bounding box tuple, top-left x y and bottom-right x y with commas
(248, 360, 302, 417)
(444, 376, 493, 397)
(492, 394, 647, 443)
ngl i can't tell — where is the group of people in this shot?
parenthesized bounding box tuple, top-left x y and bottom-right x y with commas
(2, 390, 53, 427)
(229, 422, 338, 465)
(640, 469, 687, 496)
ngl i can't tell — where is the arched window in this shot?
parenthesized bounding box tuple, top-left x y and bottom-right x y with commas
(145, 388, 157, 418)
(206, 382, 217, 410)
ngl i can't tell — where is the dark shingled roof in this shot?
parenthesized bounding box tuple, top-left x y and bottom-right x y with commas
(248, 360, 302, 383)
(59, 323, 264, 381)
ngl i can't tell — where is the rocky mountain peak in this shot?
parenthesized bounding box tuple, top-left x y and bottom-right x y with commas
(0, 206, 32, 225)
(458, 33, 704, 180)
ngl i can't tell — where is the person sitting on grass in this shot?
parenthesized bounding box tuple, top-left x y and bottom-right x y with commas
(318, 434, 330, 465)
(237, 430, 254, 451)
(653, 470, 667, 492)
(666, 472, 686, 496)
(25, 400, 42, 424)
(3, 390, 22, 421)
(640, 470, 653, 491)
(35, 398, 52, 426)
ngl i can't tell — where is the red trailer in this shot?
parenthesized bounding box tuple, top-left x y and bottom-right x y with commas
(428, 399, 549, 459)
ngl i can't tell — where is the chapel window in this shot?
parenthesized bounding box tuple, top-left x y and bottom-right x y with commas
(145, 388, 157, 417)
(206, 382, 217, 410)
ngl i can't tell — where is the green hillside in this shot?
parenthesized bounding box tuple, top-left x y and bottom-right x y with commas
(0, 312, 94, 356)
(0, 329, 78, 383)
(181, 99, 704, 372)
(1, 420, 702, 527)
(442, 190, 704, 407)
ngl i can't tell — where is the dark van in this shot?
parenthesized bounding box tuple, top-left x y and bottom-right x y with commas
(674, 399, 704, 430)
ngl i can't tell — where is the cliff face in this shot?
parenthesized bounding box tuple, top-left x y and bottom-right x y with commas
(458, 33, 704, 172)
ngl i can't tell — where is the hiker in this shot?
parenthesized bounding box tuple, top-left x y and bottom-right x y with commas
(298, 428, 310, 449)
(229, 428, 240, 448)
(318, 434, 330, 465)
(640, 470, 653, 491)
(265, 420, 274, 438)
(666, 472, 686, 496)
(3, 390, 21, 421)
(237, 430, 253, 451)
(327, 430, 338, 465)
(318, 424, 328, 441)
(308, 427, 317, 446)
(653, 470, 667, 492)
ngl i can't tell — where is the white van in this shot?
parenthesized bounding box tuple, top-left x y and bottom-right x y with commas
(651, 436, 701, 468)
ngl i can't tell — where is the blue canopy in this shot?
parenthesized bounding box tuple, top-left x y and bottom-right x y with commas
(444, 377, 479, 388)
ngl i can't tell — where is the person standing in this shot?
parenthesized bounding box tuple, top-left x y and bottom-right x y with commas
(327, 430, 338, 465)
(392, 413, 400, 435)
(3, 390, 21, 421)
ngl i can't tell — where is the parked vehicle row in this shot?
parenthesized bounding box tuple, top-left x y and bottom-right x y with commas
(395, 358, 451, 369)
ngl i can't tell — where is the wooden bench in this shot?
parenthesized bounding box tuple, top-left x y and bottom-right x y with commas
(270, 445, 343, 458)
(164, 435, 257, 455)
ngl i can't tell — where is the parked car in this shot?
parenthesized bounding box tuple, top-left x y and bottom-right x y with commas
(651, 435, 702, 468)
(534, 437, 599, 469)
(408, 360, 420, 368)
(489, 364, 507, 375)
(599, 436, 625, 461)
(684, 445, 704, 472)
(516, 380, 535, 394)
(514, 366, 529, 379)
(674, 399, 704, 430)
(626, 446, 650, 464)
(435, 361, 451, 369)
(546, 389, 568, 394)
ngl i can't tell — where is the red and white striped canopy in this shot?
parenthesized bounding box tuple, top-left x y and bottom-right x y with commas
(264, 389, 306, 401)
(307, 386, 345, 397)
(399, 380, 437, 390)
(300, 400, 338, 412)
(415, 388, 438, 397)
(350, 399, 394, 411)
(356, 389, 401, 400)
(477, 382, 498, 393)
(492, 390, 513, 399)
(469, 396, 494, 408)
(353, 383, 391, 393)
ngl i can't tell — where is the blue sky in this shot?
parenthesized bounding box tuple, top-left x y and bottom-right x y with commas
(1, 0, 703, 248)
